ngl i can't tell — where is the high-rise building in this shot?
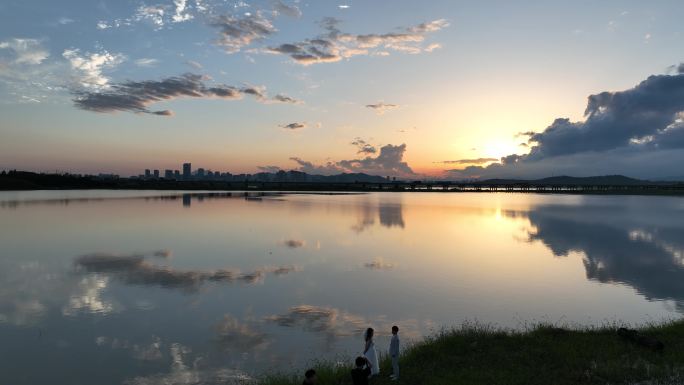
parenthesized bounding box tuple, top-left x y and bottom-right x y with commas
(174, 170, 180, 179)
(153, 169, 160, 179)
(182, 163, 191, 179)
(145, 169, 151, 179)
(164, 169, 173, 179)
(197, 168, 205, 178)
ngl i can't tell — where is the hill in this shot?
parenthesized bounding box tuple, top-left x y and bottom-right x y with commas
(476, 175, 651, 186)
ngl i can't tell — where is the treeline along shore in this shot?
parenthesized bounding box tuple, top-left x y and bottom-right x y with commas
(262, 320, 684, 385)
(1, 170, 684, 195)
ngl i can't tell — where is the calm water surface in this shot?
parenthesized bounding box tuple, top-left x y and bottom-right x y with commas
(1, 191, 683, 384)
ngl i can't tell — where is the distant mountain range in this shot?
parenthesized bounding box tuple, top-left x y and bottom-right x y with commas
(472, 175, 683, 185)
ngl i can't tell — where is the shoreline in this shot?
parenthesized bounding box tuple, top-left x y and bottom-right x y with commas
(2, 186, 684, 197)
(2, 172, 684, 196)
(261, 320, 684, 385)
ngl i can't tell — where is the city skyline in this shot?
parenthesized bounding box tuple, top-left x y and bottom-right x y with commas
(2, 1, 684, 179)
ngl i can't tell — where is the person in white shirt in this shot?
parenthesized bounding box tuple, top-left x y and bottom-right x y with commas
(389, 325, 400, 380)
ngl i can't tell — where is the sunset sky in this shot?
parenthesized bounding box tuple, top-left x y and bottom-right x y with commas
(2, 0, 684, 179)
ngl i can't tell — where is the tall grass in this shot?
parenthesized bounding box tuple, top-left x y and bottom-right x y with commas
(260, 320, 684, 385)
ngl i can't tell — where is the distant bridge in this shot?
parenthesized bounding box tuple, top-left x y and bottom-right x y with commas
(217, 181, 684, 194)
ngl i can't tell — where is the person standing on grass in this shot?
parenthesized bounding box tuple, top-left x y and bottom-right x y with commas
(389, 325, 400, 380)
(363, 327, 379, 377)
(351, 356, 372, 385)
(302, 368, 317, 385)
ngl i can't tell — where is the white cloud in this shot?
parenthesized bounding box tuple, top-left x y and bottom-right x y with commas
(135, 5, 166, 29)
(172, 0, 193, 23)
(0, 38, 49, 65)
(58, 17, 75, 25)
(135, 58, 159, 67)
(63, 48, 125, 89)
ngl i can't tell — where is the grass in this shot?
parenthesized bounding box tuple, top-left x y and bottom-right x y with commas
(260, 320, 684, 385)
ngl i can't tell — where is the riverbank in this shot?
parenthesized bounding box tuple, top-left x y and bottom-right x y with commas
(262, 321, 684, 385)
(2, 171, 684, 196)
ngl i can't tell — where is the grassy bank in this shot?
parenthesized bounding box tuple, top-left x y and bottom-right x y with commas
(262, 321, 684, 385)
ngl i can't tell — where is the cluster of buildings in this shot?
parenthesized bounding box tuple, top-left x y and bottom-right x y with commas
(134, 163, 237, 181)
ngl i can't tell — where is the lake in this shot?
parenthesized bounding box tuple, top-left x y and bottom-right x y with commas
(1, 190, 683, 384)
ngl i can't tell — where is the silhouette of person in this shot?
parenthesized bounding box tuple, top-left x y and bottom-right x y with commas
(351, 356, 372, 385)
(389, 325, 400, 380)
(363, 327, 379, 376)
(302, 368, 317, 385)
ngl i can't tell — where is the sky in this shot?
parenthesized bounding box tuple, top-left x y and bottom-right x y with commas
(1, 0, 684, 179)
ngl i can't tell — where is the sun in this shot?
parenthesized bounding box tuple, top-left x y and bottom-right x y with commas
(482, 140, 524, 160)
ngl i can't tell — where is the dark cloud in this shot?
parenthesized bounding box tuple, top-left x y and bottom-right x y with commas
(265, 18, 447, 65)
(271, 0, 301, 18)
(351, 201, 405, 232)
(351, 138, 377, 154)
(280, 122, 306, 130)
(451, 71, 684, 179)
(514, 202, 684, 310)
(72, 73, 299, 116)
(210, 12, 276, 53)
(74, 251, 296, 291)
(283, 239, 305, 248)
(291, 143, 414, 177)
(436, 158, 498, 165)
(365, 102, 398, 115)
(272, 93, 302, 104)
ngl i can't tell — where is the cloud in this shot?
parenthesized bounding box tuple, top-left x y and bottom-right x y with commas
(351, 138, 377, 154)
(280, 122, 306, 130)
(366, 102, 398, 115)
(364, 258, 395, 270)
(272, 93, 302, 104)
(283, 239, 305, 248)
(437, 158, 498, 165)
(265, 305, 366, 336)
(135, 5, 167, 29)
(291, 143, 415, 177)
(257, 165, 282, 173)
(210, 12, 276, 53)
(0, 38, 49, 65)
(452, 70, 684, 179)
(172, 0, 193, 23)
(215, 315, 269, 352)
(185, 60, 203, 69)
(134, 58, 159, 67)
(74, 251, 297, 291)
(272, 0, 302, 18)
(62, 275, 114, 316)
(63, 48, 125, 89)
(97, 0, 206, 31)
(265, 305, 425, 342)
(58, 17, 75, 25)
(513, 202, 684, 311)
(123, 343, 253, 385)
(265, 18, 448, 65)
(71, 73, 299, 115)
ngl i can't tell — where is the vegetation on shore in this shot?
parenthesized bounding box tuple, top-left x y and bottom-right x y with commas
(261, 320, 684, 385)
